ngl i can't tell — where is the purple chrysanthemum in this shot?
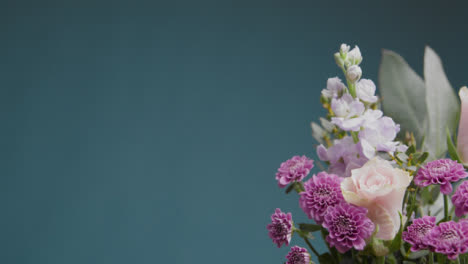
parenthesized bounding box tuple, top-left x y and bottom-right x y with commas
(402, 216, 436, 251)
(299, 172, 344, 224)
(276, 156, 314, 188)
(285, 246, 311, 264)
(414, 159, 468, 194)
(322, 203, 375, 253)
(267, 208, 293, 248)
(453, 181, 468, 217)
(426, 220, 468, 260)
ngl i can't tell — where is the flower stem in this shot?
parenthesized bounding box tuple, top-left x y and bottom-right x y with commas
(444, 194, 450, 221)
(303, 237, 320, 258)
(376, 256, 385, 264)
(429, 252, 434, 264)
(348, 83, 357, 98)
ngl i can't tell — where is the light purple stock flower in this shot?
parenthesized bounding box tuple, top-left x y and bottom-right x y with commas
(321, 77, 346, 99)
(317, 136, 367, 177)
(452, 180, 468, 217)
(359, 111, 401, 159)
(426, 220, 468, 260)
(285, 246, 311, 264)
(402, 216, 436, 251)
(356, 79, 378, 103)
(322, 203, 375, 253)
(275, 156, 314, 188)
(414, 159, 468, 194)
(267, 208, 293, 248)
(299, 172, 344, 224)
(331, 94, 365, 131)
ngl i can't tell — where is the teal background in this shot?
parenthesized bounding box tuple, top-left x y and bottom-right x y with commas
(2, 0, 468, 263)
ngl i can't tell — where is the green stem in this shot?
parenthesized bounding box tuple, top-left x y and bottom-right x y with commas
(303, 237, 320, 258)
(429, 252, 434, 264)
(376, 256, 385, 264)
(444, 194, 450, 221)
(402, 189, 409, 212)
(348, 83, 357, 98)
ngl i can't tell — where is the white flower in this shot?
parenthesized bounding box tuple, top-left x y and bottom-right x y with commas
(321, 77, 346, 99)
(356, 79, 378, 103)
(346, 65, 362, 83)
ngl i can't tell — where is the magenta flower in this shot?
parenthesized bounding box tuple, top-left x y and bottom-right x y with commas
(267, 208, 293, 248)
(285, 246, 311, 264)
(414, 159, 468, 194)
(299, 172, 344, 224)
(322, 203, 375, 253)
(452, 180, 468, 217)
(276, 156, 314, 188)
(402, 216, 436, 251)
(426, 220, 468, 260)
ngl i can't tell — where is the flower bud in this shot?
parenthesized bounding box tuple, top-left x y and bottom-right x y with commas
(334, 52, 344, 68)
(457, 86, 468, 166)
(346, 65, 362, 83)
(340, 43, 350, 57)
(346, 45, 362, 66)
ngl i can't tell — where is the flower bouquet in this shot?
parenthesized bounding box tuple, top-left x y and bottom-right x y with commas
(267, 44, 468, 264)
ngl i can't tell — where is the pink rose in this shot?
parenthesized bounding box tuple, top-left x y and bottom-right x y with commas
(457, 86, 468, 166)
(341, 157, 412, 240)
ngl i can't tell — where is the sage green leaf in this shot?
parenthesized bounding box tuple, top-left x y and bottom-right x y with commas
(407, 250, 429, 260)
(423, 46, 460, 160)
(379, 50, 428, 145)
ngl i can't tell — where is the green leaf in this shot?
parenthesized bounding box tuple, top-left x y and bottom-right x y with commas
(379, 49, 428, 146)
(446, 127, 462, 163)
(407, 250, 429, 260)
(285, 183, 295, 194)
(423, 46, 460, 160)
(417, 152, 429, 164)
(396, 153, 409, 163)
(405, 144, 416, 155)
(298, 223, 322, 233)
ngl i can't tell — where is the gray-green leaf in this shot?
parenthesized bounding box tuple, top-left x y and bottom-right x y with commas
(423, 46, 460, 160)
(379, 50, 428, 146)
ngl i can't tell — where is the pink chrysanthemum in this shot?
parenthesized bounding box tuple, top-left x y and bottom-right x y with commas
(299, 172, 344, 224)
(426, 220, 468, 260)
(402, 216, 436, 251)
(285, 246, 311, 264)
(452, 181, 468, 217)
(322, 203, 375, 253)
(267, 208, 293, 248)
(414, 159, 468, 194)
(276, 155, 314, 188)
